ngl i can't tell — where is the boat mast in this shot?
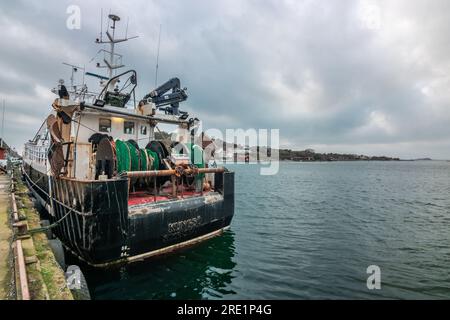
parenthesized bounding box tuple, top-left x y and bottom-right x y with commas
(108, 15, 117, 80)
(62, 62, 84, 88)
(95, 14, 138, 90)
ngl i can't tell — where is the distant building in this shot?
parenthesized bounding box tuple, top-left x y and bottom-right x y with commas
(0, 145, 6, 160)
(0, 138, 19, 160)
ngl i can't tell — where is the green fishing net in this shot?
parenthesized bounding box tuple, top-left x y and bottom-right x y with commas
(115, 140, 131, 173)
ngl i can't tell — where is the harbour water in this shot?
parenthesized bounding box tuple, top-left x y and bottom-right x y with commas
(83, 161, 450, 299)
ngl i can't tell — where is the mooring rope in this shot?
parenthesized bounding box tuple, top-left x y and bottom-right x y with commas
(22, 168, 94, 217)
(27, 208, 74, 235)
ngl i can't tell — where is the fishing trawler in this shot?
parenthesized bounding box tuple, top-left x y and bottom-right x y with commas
(22, 14, 234, 267)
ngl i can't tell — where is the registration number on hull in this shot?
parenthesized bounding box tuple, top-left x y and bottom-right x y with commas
(167, 215, 202, 235)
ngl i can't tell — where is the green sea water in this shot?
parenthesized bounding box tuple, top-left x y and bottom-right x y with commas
(83, 161, 450, 299)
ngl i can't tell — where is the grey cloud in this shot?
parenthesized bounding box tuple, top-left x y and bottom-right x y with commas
(1, 0, 450, 158)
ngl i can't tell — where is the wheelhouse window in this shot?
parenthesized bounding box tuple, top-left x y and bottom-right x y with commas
(124, 121, 135, 134)
(99, 118, 111, 133)
(140, 125, 147, 135)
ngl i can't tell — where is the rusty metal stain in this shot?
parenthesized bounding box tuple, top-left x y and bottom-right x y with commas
(129, 206, 163, 216)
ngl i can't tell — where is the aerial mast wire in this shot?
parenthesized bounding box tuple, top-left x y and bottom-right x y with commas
(107, 9, 111, 31)
(100, 9, 103, 42)
(1, 99, 5, 148)
(155, 24, 162, 87)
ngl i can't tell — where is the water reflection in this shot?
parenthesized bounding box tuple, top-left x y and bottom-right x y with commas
(76, 230, 237, 300)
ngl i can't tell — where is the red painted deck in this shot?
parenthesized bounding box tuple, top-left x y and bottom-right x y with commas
(128, 187, 208, 206)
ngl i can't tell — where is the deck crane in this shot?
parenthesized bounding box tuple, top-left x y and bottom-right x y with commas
(141, 77, 188, 117)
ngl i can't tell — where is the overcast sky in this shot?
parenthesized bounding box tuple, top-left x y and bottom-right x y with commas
(1, 0, 450, 159)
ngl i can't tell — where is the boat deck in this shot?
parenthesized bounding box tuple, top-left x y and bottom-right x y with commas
(128, 186, 212, 206)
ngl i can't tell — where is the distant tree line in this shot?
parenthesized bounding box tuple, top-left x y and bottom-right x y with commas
(278, 149, 400, 162)
(150, 132, 400, 161)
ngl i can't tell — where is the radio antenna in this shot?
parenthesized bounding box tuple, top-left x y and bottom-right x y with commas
(100, 9, 104, 42)
(1, 99, 5, 148)
(107, 9, 111, 31)
(155, 24, 162, 87)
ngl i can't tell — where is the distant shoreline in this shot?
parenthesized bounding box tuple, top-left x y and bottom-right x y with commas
(276, 149, 437, 162)
(280, 158, 440, 162)
(278, 149, 400, 162)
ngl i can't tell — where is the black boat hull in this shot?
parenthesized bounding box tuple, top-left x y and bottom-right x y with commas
(22, 162, 234, 267)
